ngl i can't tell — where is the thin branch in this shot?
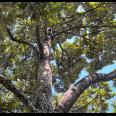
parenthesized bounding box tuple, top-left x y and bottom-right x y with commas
(65, 29, 106, 46)
(66, 28, 107, 37)
(6, 27, 39, 54)
(50, 24, 116, 39)
(57, 39, 69, 58)
(57, 39, 72, 71)
(52, 3, 108, 29)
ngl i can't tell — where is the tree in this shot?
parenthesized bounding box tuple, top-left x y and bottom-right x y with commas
(112, 101, 116, 113)
(0, 2, 116, 113)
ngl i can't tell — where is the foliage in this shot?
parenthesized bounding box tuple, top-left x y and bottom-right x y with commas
(0, 2, 116, 113)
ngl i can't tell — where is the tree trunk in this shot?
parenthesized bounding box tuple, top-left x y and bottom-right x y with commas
(32, 39, 53, 113)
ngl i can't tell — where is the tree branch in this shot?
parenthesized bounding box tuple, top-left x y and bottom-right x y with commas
(66, 28, 107, 37)
(57, 39, 72, 71)
(55, 70, 116, 112)
(0, 74, 35, 112)
(50, 25, 116, 39)
(57, 39, 69, 59)
(6, 27, 39, 54)
(52, 3, 108, 29)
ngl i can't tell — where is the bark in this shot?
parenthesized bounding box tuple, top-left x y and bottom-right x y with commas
(6, 23, 53, 113)
(32, 25, 53, 113)
(55, 70, 116, 113)
(32, 42, 53, 113)
(0, 69, 116, 113)
(2, 24, 116, 113)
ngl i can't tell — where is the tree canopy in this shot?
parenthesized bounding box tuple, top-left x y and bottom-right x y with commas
(0, 2, 116, 113)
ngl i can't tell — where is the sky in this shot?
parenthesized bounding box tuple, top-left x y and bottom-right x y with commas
(52, 27, 116, 113)
(54, 3, 116, 113)
(70, 6, 116, 108)
(78, 62, 116, 113)
(52, 62, 116, 112)
(52, 5, 116, 112)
